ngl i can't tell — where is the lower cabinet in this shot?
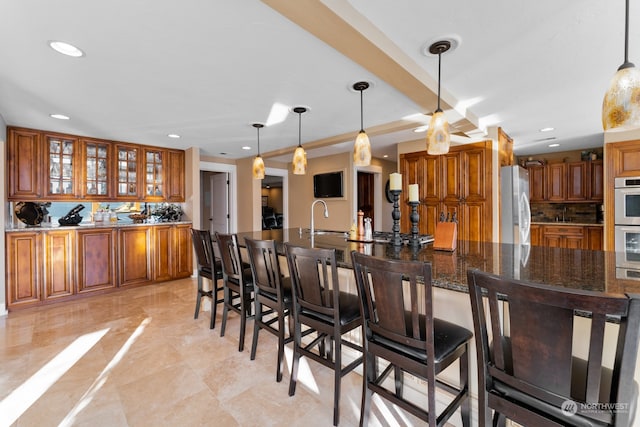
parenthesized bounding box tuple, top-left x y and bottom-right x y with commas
(532, 224, 603, 250)
(5, 223, 192, 311)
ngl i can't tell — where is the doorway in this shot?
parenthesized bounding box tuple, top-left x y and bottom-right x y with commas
(357, 171, 375, 229)
(200, 161, 237, 233)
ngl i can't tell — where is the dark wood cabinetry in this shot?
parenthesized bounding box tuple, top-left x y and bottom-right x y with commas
(533, 224, 602, 250)
(77, 228, 117, 293)
(399, 141, 492, 245)
(5, 223, 192, 311)
(530, 224, 542, 246)
(527, 160, 602, 203)
(6, 126, 185, 202)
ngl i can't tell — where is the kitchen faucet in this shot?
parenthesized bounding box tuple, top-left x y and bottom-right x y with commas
(310, 199, 329, 236)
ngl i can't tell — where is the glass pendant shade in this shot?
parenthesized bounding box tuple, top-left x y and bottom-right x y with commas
(426, 110, 451, 155)
(252, 155, 265, 179)
(602, 65, 640, 130)
(292, 145, 307, 175)
(353, 130, 372, 166)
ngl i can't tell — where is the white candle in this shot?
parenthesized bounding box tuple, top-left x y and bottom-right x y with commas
(408, 184, 419, 202)
(389, 173, 402, 191)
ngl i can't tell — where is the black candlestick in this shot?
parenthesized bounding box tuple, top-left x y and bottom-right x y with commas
(390, 189, 402, 247)
(409, 201, 420, 247)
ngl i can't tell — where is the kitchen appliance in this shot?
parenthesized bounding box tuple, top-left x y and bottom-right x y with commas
(615, 225, 640, 269)
(501, 165, 531, 245)
(58, 204, 85, 226)
(614, 176, 640, 225)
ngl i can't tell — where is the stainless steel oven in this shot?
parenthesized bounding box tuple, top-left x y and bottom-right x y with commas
(615, 225, 640, 269)
(614, 177, 640, 225)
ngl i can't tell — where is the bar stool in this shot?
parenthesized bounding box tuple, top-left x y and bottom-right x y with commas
(215, 232, 254, 352)
(285, 243, 363, 426)
(351, 251, 472, 427)
(191, 228, 223, 329)
(467, 269, 640, 427)
(245, 238, 293, 382)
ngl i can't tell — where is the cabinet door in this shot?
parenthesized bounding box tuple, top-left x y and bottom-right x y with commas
(586, 226, 603, 251)
(566, 162, 587, 201)
(77, 228, 117, 293)
(119, 226, 152, 286)
(153, 225, 173, 282)
(172, 224, 193, 278)
(7, 128, 42, 199)
(166, 150, 185, 202)
(81, 139, 112, 199)
(143, 148, 166, 200)
(399, 154, 423, 232)
(115, 144, 142, 199)
(528, 166, 546, 202)
(6, 232, 41, 308)
(44, 133, 79, 198)
(589, 160, 604, 201)
(547, 163, 566, 201)
(441, 151, 462, 203)
(530, 224, 542, 246)
(43, 230, 75, 300)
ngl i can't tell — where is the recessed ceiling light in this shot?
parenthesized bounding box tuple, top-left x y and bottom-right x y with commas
(539, 127, 555, 132)
(242, 146, 251, 150)
(167, 134, 181, 139)
(413, 126, 429, 133)
(383, 154, 389, 158)
(48, 41, 84, 57)
(548, 143, 560, 148)
(50, 114, 70, 120)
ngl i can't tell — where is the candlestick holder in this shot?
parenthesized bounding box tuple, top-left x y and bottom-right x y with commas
(409, 201, 420, 247)
(390, 189, 402, 247)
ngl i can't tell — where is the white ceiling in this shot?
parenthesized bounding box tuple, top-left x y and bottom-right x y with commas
(0, 0, 636, 163)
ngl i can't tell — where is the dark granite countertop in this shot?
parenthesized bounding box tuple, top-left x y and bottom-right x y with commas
(236, 228, 640, 297)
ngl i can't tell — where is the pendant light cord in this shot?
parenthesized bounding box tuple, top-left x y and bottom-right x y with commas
(625, 0, 630, 64)
(298, 111, 302, 147)
(360, 89, 364, 132)
(437, 51, 442, 112)
(256, 126, 261, 156)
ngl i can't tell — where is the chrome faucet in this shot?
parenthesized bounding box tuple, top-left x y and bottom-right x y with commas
(310, 199, 329, 236)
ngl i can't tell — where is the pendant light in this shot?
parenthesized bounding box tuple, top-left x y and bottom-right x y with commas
(292, 106, 307, 175)
(252, 123, 265, 180)
(352, 81, 372, 166)
(602, 0, 640, 130)
(426, 40, 452, 155)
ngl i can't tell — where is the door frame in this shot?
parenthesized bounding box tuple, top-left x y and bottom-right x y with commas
(352, 164, 382, 231)
(200, 161, 237, 233)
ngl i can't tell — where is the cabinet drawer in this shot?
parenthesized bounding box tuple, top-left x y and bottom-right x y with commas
(543, 225, 583, 235)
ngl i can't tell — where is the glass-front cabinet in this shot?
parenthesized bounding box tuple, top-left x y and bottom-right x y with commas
(82, 139, 111, 199)
(44, 134, 78, 199)
(144, 149, 165, 200)
(115, 144, 141, 199)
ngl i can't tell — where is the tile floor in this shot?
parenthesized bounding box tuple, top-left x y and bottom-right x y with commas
(0, 277, 458, 427)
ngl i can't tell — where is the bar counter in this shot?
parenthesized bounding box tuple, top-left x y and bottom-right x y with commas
(236, 228, 640, 296)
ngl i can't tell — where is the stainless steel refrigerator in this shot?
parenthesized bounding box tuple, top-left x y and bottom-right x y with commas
(501, 165, 531, 245)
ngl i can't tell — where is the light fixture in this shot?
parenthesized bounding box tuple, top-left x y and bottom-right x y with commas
(539, 127, 555, 132)
(352, 81, 371, 166)
(50, 114, 70, 120)
(48, 41, 84, 57)
(602, 0, 640, 130)
(292, 106, 307, 175)
(426, 40, 452, 155)
(167, 134, 181, 139)
(252, 123, 265, 180)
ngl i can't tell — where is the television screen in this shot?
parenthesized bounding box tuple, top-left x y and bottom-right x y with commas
(313, 171, 343, 198)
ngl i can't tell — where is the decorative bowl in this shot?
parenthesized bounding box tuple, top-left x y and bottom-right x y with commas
(128, 214, 147, 224)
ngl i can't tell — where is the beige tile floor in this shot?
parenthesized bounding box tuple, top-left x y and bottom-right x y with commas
(0, 277, 458, 427)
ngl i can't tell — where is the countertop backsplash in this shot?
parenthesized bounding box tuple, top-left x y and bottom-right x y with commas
(530, 202, 603, 224)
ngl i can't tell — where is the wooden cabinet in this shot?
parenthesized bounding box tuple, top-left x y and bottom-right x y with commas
(6, 232, 41, 308)
(153, 223, 193, 281)
(543, 225, 584, 249)
(166, 149, 186, 202)
(7, 127, 42, 199)
(528, 166, 546, 202)
(118, 226, 153, 287)
(172, 223, 193, 278)
(43, 133, 80, 199)
(399, 141, 492, 244)
(81, 138, 112, 199)
(530, 224, 542, 246)
(43, 230, 75, 300)
(527, 160, 602, 203)
(586, 226, 603, 251)
(143, 148, 165, 200)
(115, 143, 142, 199)
(153, 225, 173, 282)
(77, 228, 117, 293)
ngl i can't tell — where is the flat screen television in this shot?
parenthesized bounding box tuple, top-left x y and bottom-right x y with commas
(313, 171, 343, 198)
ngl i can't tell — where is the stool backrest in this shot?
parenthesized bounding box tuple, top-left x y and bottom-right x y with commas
(215, 232, 244, 282)
(467, 269, 640, 426)
(245, 238, 282, 299)
(191, 228, 215, 276)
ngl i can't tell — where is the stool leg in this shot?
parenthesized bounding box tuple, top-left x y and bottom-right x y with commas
(333, 335, 341, 426)
(460, 344, 470, 427)
(194, 274, 203, 319)
(251, 296, 261, 360)
(220, 284, 229, 338)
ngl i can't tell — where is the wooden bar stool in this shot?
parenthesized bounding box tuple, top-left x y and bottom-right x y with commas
(467, 269, 640, 427)
(351, 251, 472, 427)
(191, 229, 223, 329)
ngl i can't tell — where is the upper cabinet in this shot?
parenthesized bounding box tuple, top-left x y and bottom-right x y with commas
(6, 127, 185, 202)
(526, 159, 602, 203)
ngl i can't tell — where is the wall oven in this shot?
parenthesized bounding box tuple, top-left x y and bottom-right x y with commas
(614, 177, 640, 225)
(615, 225, 640, 271)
